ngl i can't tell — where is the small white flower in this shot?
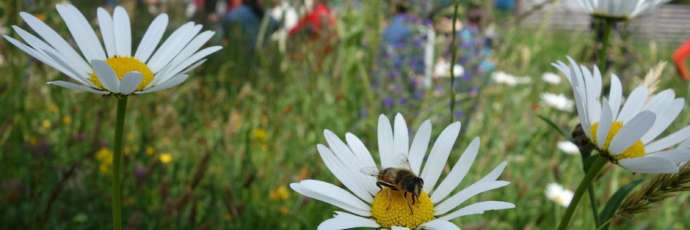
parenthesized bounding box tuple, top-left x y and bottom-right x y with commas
(492, 71, 530, 86)
(4, 4, 221, 95)
(433, 60, 464, 79)
(576, 0, 670, 19)
(554, 57, 690, 173)
(541, 93, 574, 112)
(542, 72, 562, 85)
(545, 183, 574, 207)
(291, 114, 514, 229)
(558, 141, 580, 155)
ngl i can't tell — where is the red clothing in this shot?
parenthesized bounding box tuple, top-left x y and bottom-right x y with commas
(288, 3, 335, 38)
(673, 38, 690, 80)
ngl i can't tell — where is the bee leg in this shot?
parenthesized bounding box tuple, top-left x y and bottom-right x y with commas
(406, 195, 414, 215)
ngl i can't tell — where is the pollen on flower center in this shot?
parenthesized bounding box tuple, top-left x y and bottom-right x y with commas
(89, 56, 154, 91)
(591, 122, 646, 160)
(371, 188, 434, 228)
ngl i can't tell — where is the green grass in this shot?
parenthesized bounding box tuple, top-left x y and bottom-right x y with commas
(2, 1, 690, 229)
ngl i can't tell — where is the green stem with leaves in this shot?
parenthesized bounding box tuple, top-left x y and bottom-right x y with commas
(112, 96, 128, 230)
(449, 0, 459, 122)
(558, 155, 607, 230)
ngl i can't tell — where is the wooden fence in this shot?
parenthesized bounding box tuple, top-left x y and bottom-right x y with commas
(520, 3, 690, 44)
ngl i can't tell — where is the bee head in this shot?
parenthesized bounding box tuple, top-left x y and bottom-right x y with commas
(405, 177, 424, 196)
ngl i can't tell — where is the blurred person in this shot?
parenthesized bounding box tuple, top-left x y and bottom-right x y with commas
(223, 0, 278, 48)
(451, 4, 495, 84)
(286, 0, 337, 69)
(673, 37, 690, 80)
(287, 0, 335, 41)
(375, 1, 431, 114)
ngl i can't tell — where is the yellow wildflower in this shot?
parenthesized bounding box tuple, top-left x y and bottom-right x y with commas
(269, 185, 290, 201)
(251, 128, 268, 143)
(41, 120, 51, 129)
(145, 146, 156, 156)
(159, 153, 173, 165)
(62, 116, 72, 125)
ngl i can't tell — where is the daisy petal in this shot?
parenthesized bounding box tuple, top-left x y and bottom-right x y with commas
(421, 122, 461, 193)
(344, 133, 377, 172)
(157, 30, 215, 78)
(97, 8, 116, 57)
(645, 126, 690, 153)
(439, 201, 515, 221)
(134, 14, 169, 62)
(324, 131, 378, 195)
(408, 120, 432, 175)
(118, 72, 142, 95)
(148, 23, 202, 73)
(431, 137, 480, 203)
(434, 180, 510, 215)
(4, 35, 83, 83)
(56, 4, 106, 62)
(597, 99, 613, 146)
(378, 115, 395, 168)
(608, 74, 623, 120)
(478, 161, 508, 183)
(317, 212, 379, 230)
(609, 111, 655, 155)
(47, 81, 106, 94)
(391, 227, 410, 230)
(316, 145, 373, 203)
(393, 113, 410, 165)
(290, 180, 370, 217)
(616, 86, 648, 123)
(419, 219, 460, 230)
(649, 148, 690, 164)
(642, 98, 684, 143)
(136, 74, 189, 94)
(92, 60, 119, 93)
(19, 12, 91, 76)
(113, 7, 132, 56)
(619, 156, 678, 173)
(156, 46, 222, 85)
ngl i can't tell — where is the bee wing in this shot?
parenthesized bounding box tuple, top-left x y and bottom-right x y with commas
(359, 166, 380, 177)
(391, 153, 413, 171)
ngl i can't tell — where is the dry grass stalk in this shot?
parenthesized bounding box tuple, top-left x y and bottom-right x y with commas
(642, 62, 666, 93)
(613, 163, 690, 223)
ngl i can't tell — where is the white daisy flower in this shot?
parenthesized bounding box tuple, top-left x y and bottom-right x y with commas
(4, 4, 221, 95)
(554, 57, 690, 173)
(576, 0, 670, 19)
(545, 183, 574, 207)
(542, 72, 562, 85)
(492, 71, 530, 86)
(291, 114, 514, 229)
(541, 93, 574, 112)
(558, 141, 580, 155)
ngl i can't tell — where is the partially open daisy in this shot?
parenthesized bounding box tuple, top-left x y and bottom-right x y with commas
(576, 0, 670, 19)
(291, 114, 514, 229)
(554, 57, 690, 173)
(4, 4, 221, 95)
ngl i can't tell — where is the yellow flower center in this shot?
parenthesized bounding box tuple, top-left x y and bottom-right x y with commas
(371, 188, 434, 228)
(89, 56, 154, 91)
(591, 122, 646, 160)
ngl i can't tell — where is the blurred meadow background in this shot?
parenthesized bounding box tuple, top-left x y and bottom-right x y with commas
(3, 0, 690, 229)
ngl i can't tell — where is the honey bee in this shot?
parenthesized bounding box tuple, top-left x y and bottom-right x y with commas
(363, 165, 424, 214)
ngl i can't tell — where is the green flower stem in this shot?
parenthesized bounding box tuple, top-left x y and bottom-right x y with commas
(558, 155, 607, 230)
(597, 18, 613, 73)
(449, 0, 459, 123)
(579, 152, 600, 228)
(112, 96, 128, 230)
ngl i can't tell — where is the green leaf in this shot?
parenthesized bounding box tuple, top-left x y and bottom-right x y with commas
(597, 179, 644, 229)
(537, 114, 568, 138)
